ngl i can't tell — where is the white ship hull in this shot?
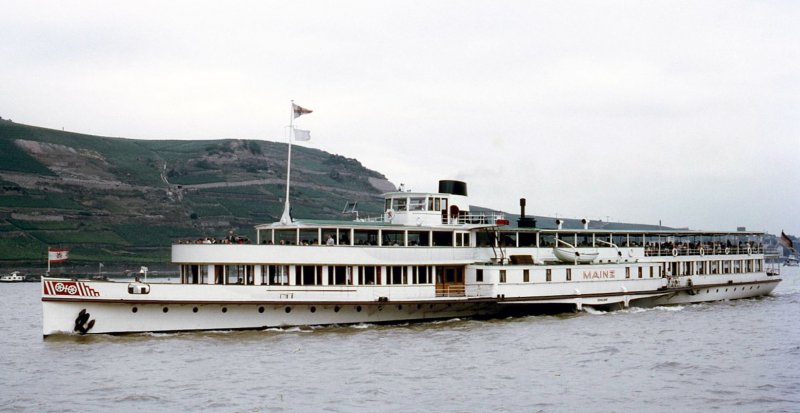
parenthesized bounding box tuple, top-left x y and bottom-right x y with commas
(40, 178, 782, 336)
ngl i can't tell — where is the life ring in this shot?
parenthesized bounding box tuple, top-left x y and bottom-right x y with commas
(699, 248, 705, 256)
(672, 248, 678, 257)
(747, 246, 752, 255)
(724, 247, 730, 255)
(386, 209, 395, 220)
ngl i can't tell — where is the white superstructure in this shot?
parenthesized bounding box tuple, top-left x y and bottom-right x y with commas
(41, 180, 781, 336)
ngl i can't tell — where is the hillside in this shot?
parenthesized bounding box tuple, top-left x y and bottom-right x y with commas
(0, 120, 394, 270)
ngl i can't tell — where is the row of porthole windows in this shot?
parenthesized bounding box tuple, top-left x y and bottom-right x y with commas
(692, 285, 760, 295)
(131, 303, 441, 314)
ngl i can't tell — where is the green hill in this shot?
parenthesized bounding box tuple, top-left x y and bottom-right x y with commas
(0, 120, 393, 269)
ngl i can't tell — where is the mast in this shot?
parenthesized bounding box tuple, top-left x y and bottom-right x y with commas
(280, 100, 295, 225)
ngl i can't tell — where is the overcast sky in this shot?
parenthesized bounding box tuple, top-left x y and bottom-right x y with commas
(2, 1, 798, 235)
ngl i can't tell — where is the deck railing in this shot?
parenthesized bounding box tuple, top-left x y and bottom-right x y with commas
(435, 285, 466, 297)
(644, 245, 764, 257)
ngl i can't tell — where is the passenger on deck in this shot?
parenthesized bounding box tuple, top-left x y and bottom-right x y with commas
(326, 235, 335, 246)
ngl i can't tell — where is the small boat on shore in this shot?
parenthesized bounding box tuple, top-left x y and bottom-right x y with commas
(1, 271, 25, 283)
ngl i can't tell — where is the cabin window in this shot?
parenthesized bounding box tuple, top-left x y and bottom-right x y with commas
(299, 266, 322, 285)
(408, 231, 429, 247)
(566, 268, 572, 281)
(299, 229, 318, 246)
(499, 232, 516, 248)
(577, 234, 592, 247)
(385, 198, 392, 211)
(409, 197, 425, 211)
(359, 266, 377, 285)
(383, 230, 404, 246)
(499, 270, 507, 283)
(476, 231, 494, 247)
(650, 266, 654, 278)
(476, 269, 484, 282)
(321, 229, 338, 246)
(546, 269, 552, 282)
(395, 198, 407, 211)
(388, 266, 407, 285)
(637, 267, 642, 278)
(518, 232, 536, 247)
(327, 266, 351, 285)
(456, 232, 468, 247)
(540, 234, 555, 247)
(557, 233, 576, 247)
(354, 229, 379, 246)
(414, 266, 431, 284)
(612, 234, 628, 248)
(432, 231, 452, 247)
(625, 267, 630, 279)
(263, 265, 289, 285)
(523, 269, 530, 282)
(274, 229, 297, 245)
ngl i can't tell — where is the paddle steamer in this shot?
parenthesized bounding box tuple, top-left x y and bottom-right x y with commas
(41, 179, 781, 336)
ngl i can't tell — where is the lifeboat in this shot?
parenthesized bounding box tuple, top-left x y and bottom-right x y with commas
(553, 247, 599, 264)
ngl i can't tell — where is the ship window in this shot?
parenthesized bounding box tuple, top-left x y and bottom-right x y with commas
(300, 265, 320, 285)
(274, 229, 297, 245)
(540, 234, 555, 247)
(383, 230, 404, 246)
(456, 232, 468, 247)
(577, 234, 592, 247)
(415, 266, 431, 284)
(499, 232, 516, 248)
(476, 231, 494, 247)
(409, 197, 425, 211)
(476, 269, 484, 282)
(388, 266, 404, 285)
(518, 232, 536, 247)
(359, 266, 377, 285)
(499, 270, 507, 283)
(650, 266, 654, 278)
(327, 266, 351, 285)
(523, 269, 530, 282)
(637, 267, 642, 278)
(395, 198, 407, 211)
(322, 229, 338, 246)
(612, 234, 628, 248)
(432, 231, 452, 247)
(566, 269, 572, 281)
(263, 265, 289, 285)
(557, 233, 576, 247)
(408, 231, 429, 247)
(299, 229, 318, 246)
(385, 198, 392, 211)
(354, 229, 378, 246)
(625, 267, 630, 279)
(546, 269, 552, 282)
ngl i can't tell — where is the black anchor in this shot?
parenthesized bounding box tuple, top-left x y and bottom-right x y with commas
(74, 309, 96, 334)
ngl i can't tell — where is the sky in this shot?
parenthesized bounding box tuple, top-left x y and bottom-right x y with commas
(1, 1, 798, 235)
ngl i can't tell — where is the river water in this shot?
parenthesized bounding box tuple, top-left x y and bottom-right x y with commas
(1, 267, 798, 413)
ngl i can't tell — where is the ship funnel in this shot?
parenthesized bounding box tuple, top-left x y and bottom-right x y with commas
(438, 180, 467, 196)
(517, 198, 536, 228)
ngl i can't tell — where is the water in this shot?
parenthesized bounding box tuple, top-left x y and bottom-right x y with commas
(2, 267, 799, 412)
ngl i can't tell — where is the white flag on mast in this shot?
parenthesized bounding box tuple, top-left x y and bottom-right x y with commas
(293, 128, 311, 141)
